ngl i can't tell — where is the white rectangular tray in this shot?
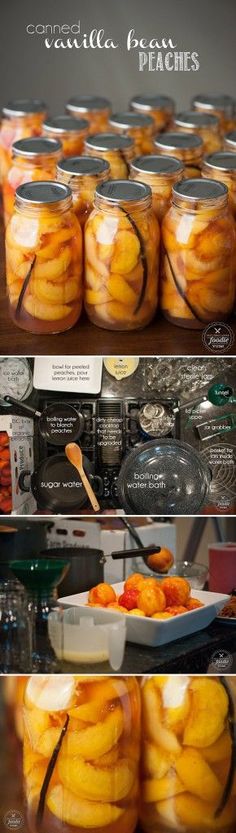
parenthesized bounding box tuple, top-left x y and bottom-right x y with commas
(58, 583, 229, 647)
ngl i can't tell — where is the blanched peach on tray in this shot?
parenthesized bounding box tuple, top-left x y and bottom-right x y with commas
(173, 111, 221, 155)
(43, 115, 88, 157)
(86, 575, 203, 618)
(3, 137, 62, 226)
(57, 155, 110, 227)
(130, 155, 184, 222)
(130, 94, 175, 133)
(192, 93, 236, 134)
(5, 181, 83, 334)
(85, 133, 135, 178)
(66, 96, 112, 135)
(160, 178, 235, 328)
(154, 132, 203, 178)
(0, 98, 47, 181)
(84, 179, 160, 330)
(109, 112, 155, 154)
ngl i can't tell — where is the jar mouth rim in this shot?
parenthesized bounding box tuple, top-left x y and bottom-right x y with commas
(174, 111, 219, 128)
(57, 155, 110, 176)
(43, 116, 88, 133)
(203, 152, 236, 173)
(130, 94, 174, 111)
(85, 132, 134, 151)
(109, 112, 154, 128)
(192, 93, 235, 114)
(2, 98, 47, 117)
(15, 180, 72, 207)
(95, 178, 152, 204)
(173, 177, 228, 204)
(130, 154, 184, 175)
(66, 96, 111, 112)
(154, 132, 203, 150)
(12, 137, 62, 158)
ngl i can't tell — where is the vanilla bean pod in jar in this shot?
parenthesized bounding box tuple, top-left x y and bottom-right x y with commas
(154, 133, 203, 178)
(130, 94, 175, 132)
(66, 95, 112, 134)
(3, 138, 62, 226)
(0, 98, 47, 181)
(85, 133, 135, 178)
(130, 155, 184, 222)
(43, 116, 88, 158)
(109, 112, 154, 154)
(5, 181, 83, 334)
(192, 93, 236, 134)
(57, 156, 110, 227)
(160, 178, 235, 328)
(173, 111, 221, 155)
(85, 179, 160, 330)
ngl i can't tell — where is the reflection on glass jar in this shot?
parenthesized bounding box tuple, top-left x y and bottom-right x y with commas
(0, 98, 47, 181)
(57, 155, 110, 227)
(202, 152, 236, 220)
(130, 94, 175, 132)
(224, 131, 236, 153)
(160, 178, 235, 329)
(154, 133, 203, 178)
(23, 675, 140, 833)
(140, 675, 236, 833)
(173, 111, 221, 154)
(5, 181, 83, 334)
(192, 93, 236, 134)
(85, 179, 160, 330)
(85, 133, 135, 178)
(43, 116, 88, 157)
(130, 155, 184, 223)
(66, 95, 112, 134)
(2, 137, 62, 226)
(109, 112, 154, 154)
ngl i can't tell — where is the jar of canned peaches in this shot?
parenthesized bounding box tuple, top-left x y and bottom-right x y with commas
(85, 133, 135, 178)
(5, 181, 83, 334)
(66, 95, 112, 134)
(140, 675, 236, 833)
(130, 155, 184, 223)
(57, 156, 110, 227)
(3, 137, 62, 226)
(23, 674, 140, 833)
(43, 116, 88, 157)
(161, 178, 235, 328)
(202, 152, 236, 220)
(192, 93, 236, 134)
(85, 179, 160, 330)
(173, 111, 221, 155)
(130, 94, 175, 132)
(0, 98, 47, 181)
(154, 133, 203, 177)
(109, 112, 154, 154)
(224, 131, 236, 152)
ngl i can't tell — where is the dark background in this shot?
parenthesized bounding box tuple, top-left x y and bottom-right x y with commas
(1, 0, 236, 115)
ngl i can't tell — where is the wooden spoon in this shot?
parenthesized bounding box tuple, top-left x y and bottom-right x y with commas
(65, 443, 100, 513)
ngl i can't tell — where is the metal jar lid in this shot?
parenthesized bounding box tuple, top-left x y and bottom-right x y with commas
(174, 110, 219, 129)
(203, 152, 236, 173)
(12, 137, 62, 158)
(192, 93, 235, 115)
(224, 131, 236, 149)
(130, 94, 174, 111)
(66, 96, 111, 113)
(2, 98, 47, 117)
(85, 132, 134, 152)
(154, 132, 203, 151)
(57, 155, 110, 176)
(43, 115, 88, 134)
(109, 112, 154, 129)
(173, 178, 228, 203)
(95, 179, 151, 204)
(130, 154, 184, 176)
(15, 181, 72, 207)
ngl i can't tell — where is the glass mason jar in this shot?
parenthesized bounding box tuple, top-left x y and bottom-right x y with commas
(0, 98, 47, 181)
(130, 155, 184, 223)
(66, 95, 112, 134)
(140, 675, 236, 833)
(173, 111, 221, 154)
(109, 112, 154, 154)
(154, 133, 203, 178)
(85, 133, 135, 178)
(85, 179, 160, 330)
(161, 178, 235, 329)
(192, 93, 236, 134)
(224, 131, 236, 152)
(43, 115, 88, 157)
(2, 137, 62, 226)
(202, 152, 236, 220)
(23, 674, 140, 833)
(57, 155, 110, 227)
(130, 94, 175, 132)
(5, 181, 83, 334)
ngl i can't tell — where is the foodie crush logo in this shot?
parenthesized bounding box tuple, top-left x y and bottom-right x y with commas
(25, 22, 200, 72)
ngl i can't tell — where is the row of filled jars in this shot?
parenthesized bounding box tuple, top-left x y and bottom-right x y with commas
(4, 674, 236, 833)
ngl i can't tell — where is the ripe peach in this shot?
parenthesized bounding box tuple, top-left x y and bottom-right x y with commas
(107, 603, 128, 613)
(165, 605, 188, 616)
(138, 586, 166, 617)
(124, 573, 146, 592)
(147, 548, 174, 574)
(151, 611, 174, 619)
(161, 577, 190, 606)
(186, 597, 204, 610)
(88, 583, 117, 607)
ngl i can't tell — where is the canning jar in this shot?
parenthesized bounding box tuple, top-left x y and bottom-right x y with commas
(3, 138, 62, 226)
(202, 152, 236, 220)
(192, 93, 236, 134)
(224, 131, 236, 152)
(23, 674, 140, 833)
(85, 179, 160, 330)
(130, 94, 175, 132)
(130, 155, 184, 222)
(0, 98, 47, 181)
(154, 133, 203, 177)
(85, 133, 134, 178)
(140, 675, 236, 833)
(5, 181, 83, 334)
(66, 95, 112, 134)
(173, 111, 221, 154)
(43, 116, 88, 157)
(161, 178, 235, 328)
(109, 112, 154, 154)
(57, 155, 110, 227)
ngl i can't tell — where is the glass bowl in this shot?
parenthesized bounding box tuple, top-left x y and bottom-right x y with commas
(139, 560, 208, 589)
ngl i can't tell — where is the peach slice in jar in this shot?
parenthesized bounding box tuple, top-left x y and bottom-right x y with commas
(66, 95, 112, 134)
(3, 137, 62, 226)
(130, 155, 184, 223)
(192, 92, 236, 134)
(56, 155, 110, 227)
(0, 98, 47, 181)
(43, 115, 89, 157)
(154, 132, 203, 178)
(202, 151, 236, 221)
(173, 111, 221, 154)
(130, 94, 175, 132)
(109, 112, 155, 155)
(85, 133, 135, 178)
